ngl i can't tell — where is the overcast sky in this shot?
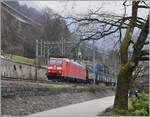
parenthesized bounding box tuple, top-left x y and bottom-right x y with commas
(20, 1, 130, 16)
(20, 1, 149, 19)
(19, 1, 149, 50)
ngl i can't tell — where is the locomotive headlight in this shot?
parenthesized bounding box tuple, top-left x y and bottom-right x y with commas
(57, 67, 62, 70)
(48, 66, 53, 69)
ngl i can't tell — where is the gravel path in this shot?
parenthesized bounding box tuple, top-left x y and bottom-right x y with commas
(28, 96, 115, 117)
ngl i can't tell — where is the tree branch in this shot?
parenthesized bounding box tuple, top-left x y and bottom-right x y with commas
(120, 1, 139, 65)
(132, 16, 149, 64)
(144, 41, 149, 45)
(139, 56, 149, 61)
(133, 16, 149, 53)
(138, 5, 149, 9)
(140, 50, 149, 56)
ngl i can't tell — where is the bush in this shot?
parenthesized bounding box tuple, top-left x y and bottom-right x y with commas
(129, 91, 149, 116)
(132, 109, 148, 116)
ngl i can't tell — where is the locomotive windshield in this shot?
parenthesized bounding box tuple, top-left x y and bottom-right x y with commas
(49, 59, 62, 65)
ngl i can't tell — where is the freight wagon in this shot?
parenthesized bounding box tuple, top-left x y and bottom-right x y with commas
(87, 64, 116, 85)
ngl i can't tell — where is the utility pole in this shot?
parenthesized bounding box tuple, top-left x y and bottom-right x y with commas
(78, 46, 82, 61)
(43, 40, 45, 58)
(93, 40, 96, 86)
(47, 45, 50, 64)
(61, 36, 64, 56)
(64, 38, 65, 56)
(35, 40, 38, 81)
(43, 40, 46, 64)
(40, 40, 43, 57)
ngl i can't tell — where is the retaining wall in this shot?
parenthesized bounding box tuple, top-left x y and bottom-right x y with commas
(1, 80, 114, 116)
(1, 58, 47, 81)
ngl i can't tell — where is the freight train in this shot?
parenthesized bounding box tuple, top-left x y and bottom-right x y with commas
(46, 57, 116, 85)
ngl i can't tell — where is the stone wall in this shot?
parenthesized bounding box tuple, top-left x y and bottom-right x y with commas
(1, 81, 89, 98)
(1, 80, 114, 116)
(1, 58, 47, 81)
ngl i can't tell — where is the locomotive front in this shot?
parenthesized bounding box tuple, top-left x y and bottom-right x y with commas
(46, 58, 63, 80)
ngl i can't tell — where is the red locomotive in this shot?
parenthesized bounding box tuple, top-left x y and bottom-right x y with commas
(46, 57, 87, 82)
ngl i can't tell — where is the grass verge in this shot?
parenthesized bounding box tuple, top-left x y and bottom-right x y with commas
(6, 54, 35, 64)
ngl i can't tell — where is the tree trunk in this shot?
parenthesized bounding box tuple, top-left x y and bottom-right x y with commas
(113, 1, 140, 110)
(114, 67, 130, 109)
(114, 60, 137, 109)
(114, 15, 149, 110)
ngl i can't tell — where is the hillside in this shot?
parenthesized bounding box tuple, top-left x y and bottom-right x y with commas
(1, 1, 71, 58)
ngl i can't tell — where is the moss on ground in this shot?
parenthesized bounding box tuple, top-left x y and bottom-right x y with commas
(99, 107, 130, 116)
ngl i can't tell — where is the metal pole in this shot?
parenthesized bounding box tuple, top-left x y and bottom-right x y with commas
(78, 46, 82, 61)
(64, 38, 65, 56)
(43, 40, 45, 58)
(47, 45, 50, 64)
(78, 46, 80, 59)
(35, 40, 38, 81)
(36, 40, 38, 58)
(41, 40, 43, 57)
(93, 40, 96, 86)
(62, 37, 64, 56)
(43, 40, 46, 64)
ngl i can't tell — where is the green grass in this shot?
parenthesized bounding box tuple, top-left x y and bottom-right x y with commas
(7, 54, 35, 64)
(46, 83, 69, 88)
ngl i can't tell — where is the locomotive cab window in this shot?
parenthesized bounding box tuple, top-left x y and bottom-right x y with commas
(49, 59, 62, 65)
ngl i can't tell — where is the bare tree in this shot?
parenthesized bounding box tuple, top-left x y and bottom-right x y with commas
(66, 1, 149, 110)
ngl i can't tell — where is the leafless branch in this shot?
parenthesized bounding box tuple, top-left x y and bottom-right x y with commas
(138, 5, 149, 9)
(144, 41, 149, 45)
(139, 56, 149, 61)
(140, 50, 149, 56)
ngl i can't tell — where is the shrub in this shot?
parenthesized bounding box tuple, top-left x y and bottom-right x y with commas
(132, 109, 148, 116)
(130, 91, 149, 116)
